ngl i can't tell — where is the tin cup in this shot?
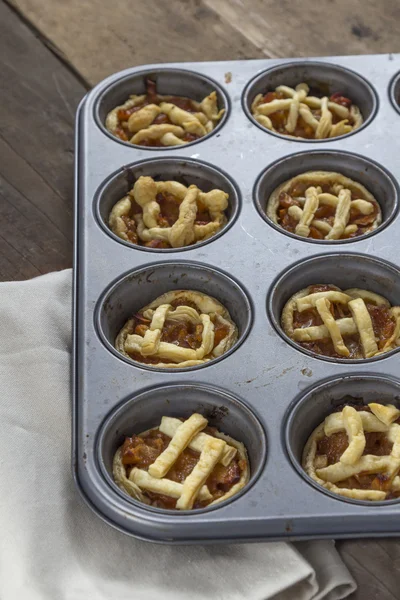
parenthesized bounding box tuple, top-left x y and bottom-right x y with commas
(95, 157, 240, 252)
(267, 252, 400, 363)
(95, 261, 253, 371)
(243, 61, 378, 142)
(253, 150, 399, 244)
(94, 67, 229, 148)
(97, 383, 267, 514)
(284, 373, 400, 505)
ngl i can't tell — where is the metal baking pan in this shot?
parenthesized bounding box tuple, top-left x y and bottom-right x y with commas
(73, 54, 400, 542)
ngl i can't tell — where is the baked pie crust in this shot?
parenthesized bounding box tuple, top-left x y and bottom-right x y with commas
(109, 176, 228, 249)
(303, 402, 400, 500)
(267, 171, 381, 240)
(282, 284, 400, 359)
(106, 78, 224, 146)
(116, 290, 238, 368)
(113, 413, 249, 510)
(251, 83, 362, 140)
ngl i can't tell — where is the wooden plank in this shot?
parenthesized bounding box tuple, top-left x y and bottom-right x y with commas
(8, 0, 264, 85)
(8, 0, 400, 88)
(205, 0, 400, 59)
(337, 539, 400, 599)
(0, 0, 87, 280)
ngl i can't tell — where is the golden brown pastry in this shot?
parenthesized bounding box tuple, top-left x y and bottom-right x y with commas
(116, 290, 238, 368)
(282, 284, 400, 359)
(109, 176, 228, 249)
(303, 402, 400, 501)
(267, 171, 381, 240)
(106, 78, 224, 146)
(251, 83, 362, 139)
(113, 413, 249, 510)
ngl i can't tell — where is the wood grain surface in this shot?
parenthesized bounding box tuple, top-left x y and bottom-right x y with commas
(0, 1, 86, 280)
(1, 0, 399, 597)
(7, 0, 265, 85)
(8, 0, 400, 85)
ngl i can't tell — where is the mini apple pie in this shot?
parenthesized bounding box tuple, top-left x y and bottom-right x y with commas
(303, 402, 400, 501)
(113, 413, 249, 510)
(251, 84, 362, 139)
(116, 290, 238, 367)
(282, 284, 400, 359)
(267, 171, 381, 240)
(109, 176, 228, 249)
(106, 78, 224, 146)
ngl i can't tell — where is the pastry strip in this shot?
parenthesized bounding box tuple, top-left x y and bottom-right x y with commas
(348, 298, 378, 358)
(293, 317, 357, 342)
(127, 104, 161, 133)
(325, 189, 351, 240)
(324, 411, 388, 436)
(159, 416, 237, 466)
(109, 196, 132, 241)
(130, 124, 185, 145)
(389, 424, 400, 458)
(315, 97, 332, 139)
(168, 185, 198, 248)
(176, 437, 226, 510)
(129, 468, 212, 502)
(316, 455, 391, 483)
(368, 403, 400, 426)
(327, 487, 386, 501)
(315, 298, 349, 357)
(148, 413, 208, 478)
(295, 186, 319, 237)
(340, 406, 366, 465)
(381, 307, 400, 351)
(344, 289, 390, 307)
(296, 291, 352, 312)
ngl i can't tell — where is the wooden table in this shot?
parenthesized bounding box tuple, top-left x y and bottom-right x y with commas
(2, 0, 400, 596)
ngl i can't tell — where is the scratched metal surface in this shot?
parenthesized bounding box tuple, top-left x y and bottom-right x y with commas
(73, 54, 400, 542)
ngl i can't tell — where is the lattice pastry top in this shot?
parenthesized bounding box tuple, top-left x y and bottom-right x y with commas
(106, 78, 224, 146)
(251, 83, 362, 139)
(303, 402, 400, 501)
(267, 171, 381, 240)
(116, 290, 238, 368)
(282, 284, 400, 359)
(113, 413, 249, 510)
(109, 176, 229, 249)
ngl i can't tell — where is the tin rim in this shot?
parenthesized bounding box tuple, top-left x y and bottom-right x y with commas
(242, 61, 379, 143)
(96, 382, 268, 516)
(389, 70, 400, 116)
(284, 373, 400, 506)
(94, 261, 254, 372)
(253, 149, 400, 244)
(93, 67, 230, 150)
(267, 252, 400, 364)
(94, 157, 241, 252)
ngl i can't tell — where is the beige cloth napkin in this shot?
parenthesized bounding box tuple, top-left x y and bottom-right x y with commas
(0, 269, 357, 600)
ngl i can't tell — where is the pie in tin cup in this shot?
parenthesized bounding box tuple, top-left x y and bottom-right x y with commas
(105, 78, 224, 146)
(267, 171, 381, 241)
(109, 175, 228, 249)
(115, 290, 238, 368)
(113, 413, 249, 510)
(251, 83, 362, 140)
(281, 284, 400, 359)
(303, 402, 400, 501)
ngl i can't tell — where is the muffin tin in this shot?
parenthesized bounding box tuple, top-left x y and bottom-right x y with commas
(73, 54, 400, 542)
